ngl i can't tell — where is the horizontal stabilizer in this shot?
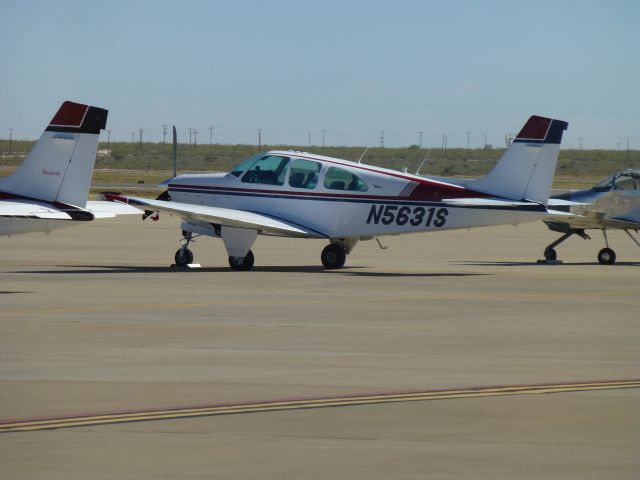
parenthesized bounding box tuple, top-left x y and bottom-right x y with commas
(441, 197, 543, 209)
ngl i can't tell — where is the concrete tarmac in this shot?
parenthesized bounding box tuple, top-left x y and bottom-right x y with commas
(1, 215, 639, 479)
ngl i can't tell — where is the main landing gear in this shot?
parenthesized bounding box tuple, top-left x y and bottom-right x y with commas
(543, 226, 640, 265)
(228, 250, 254, 271)
(321, 243, 346, 269)
(320, 238, 358, 270)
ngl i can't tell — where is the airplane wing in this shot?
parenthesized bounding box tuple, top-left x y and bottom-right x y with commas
(600, 216, 640, 230)
(85, 201, 141, 218)
(101, 194, 326, 238)
(0, 200, 73, 219)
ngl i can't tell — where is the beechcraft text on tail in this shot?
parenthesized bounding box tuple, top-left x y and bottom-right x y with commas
(103, 115, 568, 270)
(0, 101, 138, 236)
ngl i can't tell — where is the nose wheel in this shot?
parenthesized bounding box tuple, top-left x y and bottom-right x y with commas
(174, 247, 194, 266)
(174, 231, 195, 267)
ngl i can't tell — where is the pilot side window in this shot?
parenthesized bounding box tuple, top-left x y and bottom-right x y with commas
(288, 159, 322, 189)
(241, 155, 290, 186)
(324, 166, 368, 192)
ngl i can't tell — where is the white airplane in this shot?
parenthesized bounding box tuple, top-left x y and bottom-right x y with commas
(543, 169, 640, 264)
(0, 101, 138, 236)
(103, 115, 568, 270)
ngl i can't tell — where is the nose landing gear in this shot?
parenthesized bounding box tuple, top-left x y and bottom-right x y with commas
(174, 231, 195, 267)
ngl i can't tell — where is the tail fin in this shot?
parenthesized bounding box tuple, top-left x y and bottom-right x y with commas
(0, 101, 107, 207)
(469, 115, 568, 205)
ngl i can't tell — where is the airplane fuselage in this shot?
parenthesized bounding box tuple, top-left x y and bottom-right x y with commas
(167, 151, 547, 240)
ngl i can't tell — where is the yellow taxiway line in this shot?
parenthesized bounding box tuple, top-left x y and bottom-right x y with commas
(2, 379, 638, 433)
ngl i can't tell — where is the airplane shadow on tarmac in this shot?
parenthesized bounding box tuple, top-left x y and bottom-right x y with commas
(10, 265, 491, 278)
(456, 260, 640, 267)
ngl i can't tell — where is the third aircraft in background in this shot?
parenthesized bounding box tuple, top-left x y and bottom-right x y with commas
(544, 169, 640, 264)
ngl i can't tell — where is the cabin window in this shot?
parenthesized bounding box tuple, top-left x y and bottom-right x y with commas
(288, 159, 322, 189)
(241, 155, 290, 185)
(613, 175, 639, 190)
(324, 167, 368, 192)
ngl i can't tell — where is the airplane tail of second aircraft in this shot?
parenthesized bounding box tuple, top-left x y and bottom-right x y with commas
(0, 101, 107, 208)
(469, 115, 568, 206)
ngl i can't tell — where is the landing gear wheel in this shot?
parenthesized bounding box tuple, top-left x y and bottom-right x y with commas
(228, 250, 254, 271)
(544, 248, 557, 261)
(597, 247, 616, 265)
(174, 247, 194, 267)
(321, 244, 346, 269)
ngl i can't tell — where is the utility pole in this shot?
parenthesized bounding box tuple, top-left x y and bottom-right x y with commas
(131, 131, 135, 143)
(162, 124, 167, 144)
(188, 128, 192, 149)
(209, 125, 214, 145)
(442, 134, 448, 160)
(466, 131, 471, 149)
(8, 128, 13, 153)
(380, 130, 384, 148)
(483, 133, 487, 148)
(193, 129, 198, 150)
(627, 137, 630, 162)
(138, 128, 143, 151)
(107, 129, 112, 150)
(617, 142, 621, 151)
(578, 137, 583, 150)
(258, 128, 262, 151)
(419, 131, 423, 149)
(308, 133, 311, 148)
(322, 129, 326, 148)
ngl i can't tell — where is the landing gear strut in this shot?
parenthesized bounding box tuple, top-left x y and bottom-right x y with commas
(174, 231, 194, 267)
(542, 227, 590, 263)
(597, 229, 616, 265)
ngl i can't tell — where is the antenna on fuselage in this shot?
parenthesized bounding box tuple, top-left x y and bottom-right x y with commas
(358, 133, 378, 164)
(172, 126, 177, 177)
(415, 149, 431, 176)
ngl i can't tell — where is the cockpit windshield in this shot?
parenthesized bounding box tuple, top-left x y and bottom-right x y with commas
(593, 171, 640, 192)
(230, 152, 264, 177)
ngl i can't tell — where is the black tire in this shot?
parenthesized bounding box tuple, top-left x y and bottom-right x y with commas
(321, 243, 346, 269)
(174, 248, 194, 267)
(544, 248, 557, 261)
(597, 247, 616, 265)
(228, 250, 255, 271)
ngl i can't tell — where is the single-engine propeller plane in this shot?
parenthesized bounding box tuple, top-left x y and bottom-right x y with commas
(103, 115, 568, 270)
(542, 169, 640, 264)
(0, 101, 138, 236)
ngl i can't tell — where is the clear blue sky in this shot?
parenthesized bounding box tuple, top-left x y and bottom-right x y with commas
(1, 0, 638, 149)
